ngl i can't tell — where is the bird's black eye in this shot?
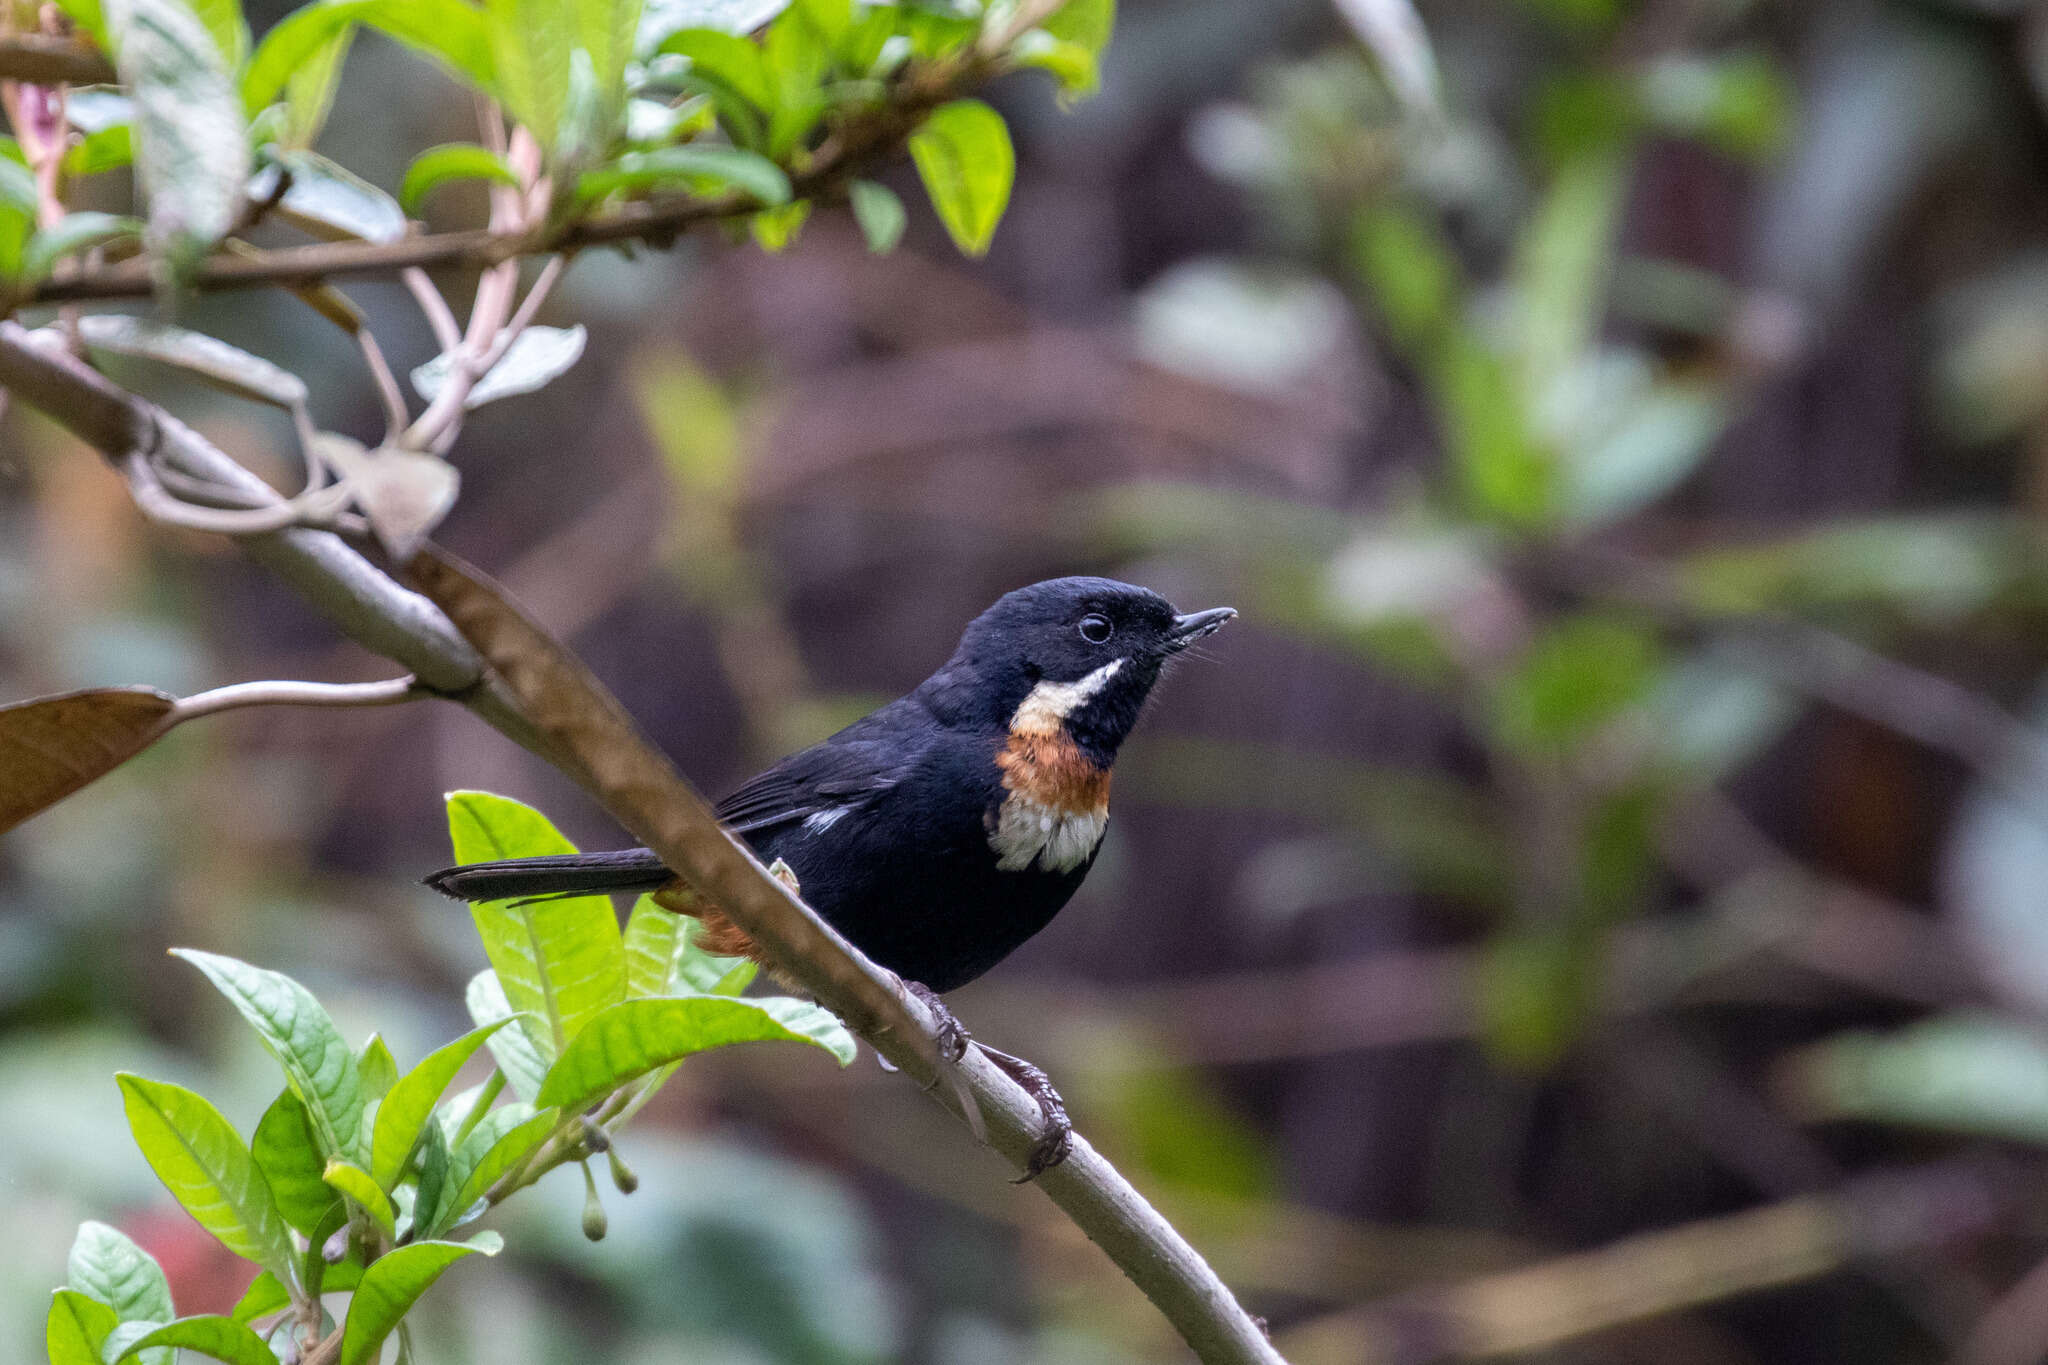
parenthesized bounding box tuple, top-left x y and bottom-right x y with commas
(1078, 614, 1113, 644)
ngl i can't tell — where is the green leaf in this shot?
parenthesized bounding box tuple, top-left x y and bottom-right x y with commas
(622, 893, 754, 996)
(1509, 148, 1626, 394)
(65, 125, 135, 178)
(189, 0, 250, 70)
(639, 0, 787, 49)
(110, 1316, 276, 1365)
(399, 142, 520, 215)
(231, 1262, 363, 1324)
(0, 154, 37, 215)
(339, 1237, 500, 1365)
(660, 27, 774, 110)
(255, 150, 407, 243)
(170, 949, 363, 1159)
(537, 995, 853, 1115)
(577, 144, 790, 205)
(848, 178, 904, 253)
(409, 1120, 455, 1237)
(280, 22, 354, 146)
(21, 213, 143, 286)
(370, 1021, 508, 1189)
(463, 970, 553, 1101)
(116, 1074, 294, 1278)
(1428, 332, 1554, 528)
(1489, 613, 1661, 755)
(356, 1034, 398, 1103)
(250, 1089, 337, 1236)
(444, 792, 626, 1052)
(47, 1290, 118, 1365)
(53, 0, 110, 46)
(447, 1108, 557, 1219)
(574, 0, 644, 125)
(322, 1159, 398, 1241)
(908, 98, 1013, 256)
(1350, 203, 1459, 352)
(246, 0, 495, 114)
(105, 0, 250, 279)
(74, 316, 309, 411)
(486, 0, 574, 147)
(749, 196, 808, 251)
(65, 1222, 173, 1334)
(1788, 1014, 2048, 1145)
(411, 325, 591, 410)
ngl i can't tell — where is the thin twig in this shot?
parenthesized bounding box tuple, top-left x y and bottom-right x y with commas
(425, 253, 564, 455)
(355, 327, 410, 445)
(169, 676, 422, 721)
(403, 268, 463, 353)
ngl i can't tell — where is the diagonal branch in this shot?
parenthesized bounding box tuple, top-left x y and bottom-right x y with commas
(0, 317, 1286, 1365)
(0, 34, 115, 85)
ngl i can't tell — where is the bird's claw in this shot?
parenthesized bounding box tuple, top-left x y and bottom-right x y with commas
(979, 1045, 1073, 1181)
(903, 979, 970, 1065)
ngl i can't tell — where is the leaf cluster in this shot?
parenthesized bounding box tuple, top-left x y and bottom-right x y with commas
(48, 791, 853, 1365)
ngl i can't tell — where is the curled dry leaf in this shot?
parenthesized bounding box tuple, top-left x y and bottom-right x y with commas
(314, 432, 461, 562)
(0, 686, 177, 834)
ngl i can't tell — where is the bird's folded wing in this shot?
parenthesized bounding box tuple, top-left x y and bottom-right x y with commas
(714, 735, 916, 835)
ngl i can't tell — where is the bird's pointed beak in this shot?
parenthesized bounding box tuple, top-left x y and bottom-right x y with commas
(1166, 607, 1237, 651)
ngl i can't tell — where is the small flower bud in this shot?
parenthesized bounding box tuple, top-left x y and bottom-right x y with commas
(580, 1161, 608, 1242)
(607, 1143, 640, 1195)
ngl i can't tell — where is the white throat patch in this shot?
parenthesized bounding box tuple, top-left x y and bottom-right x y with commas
(1011, 657, 1124, 735)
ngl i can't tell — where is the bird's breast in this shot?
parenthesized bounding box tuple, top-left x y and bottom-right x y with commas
(986, 726, 1111, 873)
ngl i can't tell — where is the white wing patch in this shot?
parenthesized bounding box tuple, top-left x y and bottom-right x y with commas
(802, 806, 851, 835)
(989, 795, 1108, 873)
(1011, 657, 1124, 735)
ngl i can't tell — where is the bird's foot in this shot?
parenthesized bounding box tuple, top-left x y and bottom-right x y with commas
(977, 1044, 1073, 1181)
(903, 979, 971, 1064)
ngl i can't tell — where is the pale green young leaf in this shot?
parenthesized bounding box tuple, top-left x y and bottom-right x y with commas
(46, 1290, 118, 1365)
(537, 995, 853, 1115)
(339, 1237, 501, 1365)
(750, 196, 809, 251)
(20, 213, 142, 286)
(399, 143, 520, 216)
(848, 178, 904, 253)
(486, 0, 574, 146)
(189, 0, 250, 71)
(65, 125, 135, 178)
(322, 1160, 398, 1241)
(116, 1074, 294, 1278)
(281, 21, 353, 146)
(412, 325, 590, 409)
(170, 949, 363, 1158)
(356, 1034, 398, 1103)
(52, 0, 110, 45)
(575, 144, 790, 205)
(370, 1020, 508, 1190)
(463, 970, 553, 1101)
(623, 893, 754, 996)
(250, 1089, 338, 1235)
(230, 1263, 362, 1324)
(0, 152, 39, 214)
(908, 98, 1013, 256)
(104, 0, 249, 277)
(447, 1109, 557, 1219)
(246, 0, 494, 113)
(409, 1120, 455, 1237)
(74, 316, 309, 411)
(65, 1221, 174, 1330)
(444, 792, 625, 1051)
(254, 150, 407, 243)
(659, 27, 774, 110)
(109, 1316, 276, 1365)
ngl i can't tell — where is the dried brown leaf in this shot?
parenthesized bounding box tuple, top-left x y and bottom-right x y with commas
(0, 686, 177, 832)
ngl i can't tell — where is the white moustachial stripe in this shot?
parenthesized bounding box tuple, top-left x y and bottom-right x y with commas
(1009, 657, 1124, 736)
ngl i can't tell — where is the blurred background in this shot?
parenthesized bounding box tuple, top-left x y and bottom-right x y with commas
(13, 0, 2048, 1360)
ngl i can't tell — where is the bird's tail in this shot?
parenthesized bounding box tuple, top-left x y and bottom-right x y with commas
(422, 848, 672, 903)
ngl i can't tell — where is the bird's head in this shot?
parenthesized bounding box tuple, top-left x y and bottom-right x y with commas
(925, 576, 1236, 762)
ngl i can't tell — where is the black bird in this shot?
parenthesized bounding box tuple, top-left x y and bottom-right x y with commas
(425, 576, 1234, 1169)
